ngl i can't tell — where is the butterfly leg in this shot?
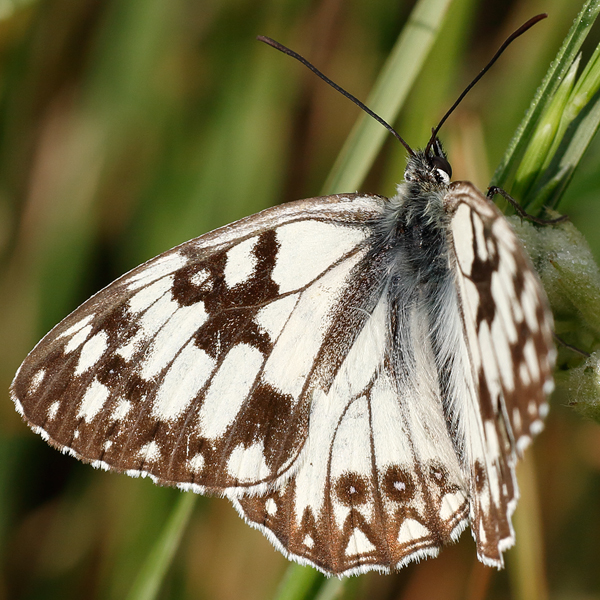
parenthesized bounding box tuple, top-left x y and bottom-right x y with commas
(553, 333, 590, 357)
(486, 186, 568, 225)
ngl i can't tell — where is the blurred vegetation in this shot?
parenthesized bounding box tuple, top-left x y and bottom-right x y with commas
(1, 0, 600, 599)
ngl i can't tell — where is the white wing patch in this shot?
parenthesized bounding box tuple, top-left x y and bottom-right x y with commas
(129, 276, 175, 314)
(77, 378, 110, 423)
(126, 252, 188, 291)
(224, 236, 259, 288)
(398, 519, 430, 544)
(75, 331, 109, 376)
(272, 220, 368, 293)
(346, 529, 376, 556)
(119, 292, 179, 363)
(151, 341, 215, 421)
(140, 302, 209, 379)
(139, 440, 162, 463)
(227, 442, 272, 482)
(111, 399, 131, 422)
(255, 294, 299, 340)
(262, 249, 367, 400)
(30, 368, 46, 393)
(64, 324, 94, 354)
(58, 315, 94, 340)
(198, 343, 263, 440)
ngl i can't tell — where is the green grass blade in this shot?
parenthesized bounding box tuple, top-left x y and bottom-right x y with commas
(511, 55, 580, 202)
(313, 578, 346, 600)
(322, 0, 456, 195)
(273, 564, 325, 600)
(507, 460, 547, 600)
(491, 0, 600, 193)
(125, 493, 197, 600)
(527, 45, 600, 211)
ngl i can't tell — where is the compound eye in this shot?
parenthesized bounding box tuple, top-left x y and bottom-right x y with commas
(430, 156, 452, 182)
(435, 168, 450, 184)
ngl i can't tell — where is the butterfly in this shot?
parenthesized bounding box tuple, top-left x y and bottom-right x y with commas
(11, 16, 555, 577)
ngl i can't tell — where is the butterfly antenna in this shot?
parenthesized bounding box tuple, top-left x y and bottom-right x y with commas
(257, 35, 414, 156)
(425, 13, 548, 156)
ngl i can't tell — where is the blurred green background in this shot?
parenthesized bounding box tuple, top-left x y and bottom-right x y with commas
(1, 0, 599, 598)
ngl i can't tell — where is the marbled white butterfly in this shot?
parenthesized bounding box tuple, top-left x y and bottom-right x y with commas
(11, 15, 555, 576)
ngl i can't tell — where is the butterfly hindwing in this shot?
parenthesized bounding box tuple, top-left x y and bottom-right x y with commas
(234, 291, 471, 576)
(11, 194, 385, 495)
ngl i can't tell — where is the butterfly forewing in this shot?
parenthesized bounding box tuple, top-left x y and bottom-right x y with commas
(12, 194, 385, 495)
(445, 182, 555, 565)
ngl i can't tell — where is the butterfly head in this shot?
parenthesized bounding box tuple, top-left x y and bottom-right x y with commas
(404, 136, 452, 189)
